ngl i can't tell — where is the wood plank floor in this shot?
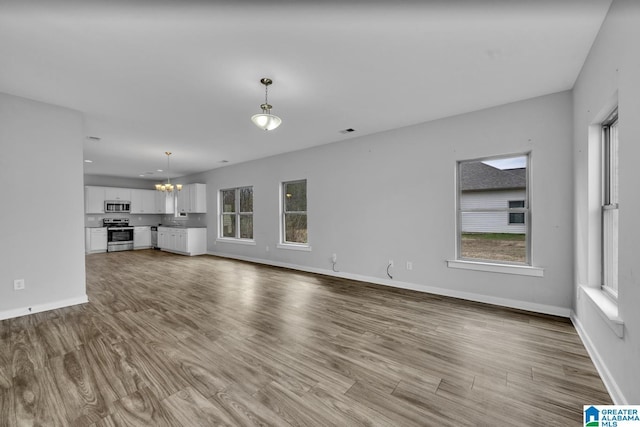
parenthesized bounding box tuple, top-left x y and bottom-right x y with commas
(1, 250, 611, 426)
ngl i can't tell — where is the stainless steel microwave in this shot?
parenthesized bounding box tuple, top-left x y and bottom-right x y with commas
(104, 200, 131, 213)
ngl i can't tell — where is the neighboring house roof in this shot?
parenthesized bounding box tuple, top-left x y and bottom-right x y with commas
(460, 162, 526, 191)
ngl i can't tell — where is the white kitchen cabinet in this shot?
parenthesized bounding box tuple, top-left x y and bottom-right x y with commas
(104, 187, 131, 201)
(157, 228, 166, 249)
(85, 227, 107, 253)
(155, 191, 175, 214)
(157, 227, 206, 256)
(133, 226, 152, 249)
(176, 230, 188, 253)
(131, 189, 156, 214)
(176, 189, 189, 214)
(189, 183, 207, 213)
(177, 183, 206, 214)
(85, 186, 106, 214)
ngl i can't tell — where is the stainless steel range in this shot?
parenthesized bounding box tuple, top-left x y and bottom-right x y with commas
(104, 218, 134, 252)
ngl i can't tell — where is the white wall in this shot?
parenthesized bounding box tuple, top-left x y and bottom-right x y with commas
(572, 0, 640, 404)
(190, 91, 574, 316)
(461, 189, 527, 234)
(0, 92, 87, 319)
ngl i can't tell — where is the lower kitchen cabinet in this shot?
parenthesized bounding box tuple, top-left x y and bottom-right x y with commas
(85, 227, 107, 253)
(134, 226, 152, 249)
(157, 227, 206, 256)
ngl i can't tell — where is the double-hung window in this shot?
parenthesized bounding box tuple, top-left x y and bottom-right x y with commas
(457, 154, 530, 265)
(220, 186, 253, 240)
(602, 110, 619, 298)
(281, 180, 307, 245)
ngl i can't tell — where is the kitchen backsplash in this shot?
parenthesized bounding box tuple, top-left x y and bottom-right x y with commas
(84, 213, 207, 228)
(160, 214, 207, 228)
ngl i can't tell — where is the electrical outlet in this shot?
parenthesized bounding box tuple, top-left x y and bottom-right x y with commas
(332, 253, 337, 263)
(406, 261, 413, 270)
(388, 259, 394, 267)
(266, 245, 270, 252)
(14, 279, 25, 290)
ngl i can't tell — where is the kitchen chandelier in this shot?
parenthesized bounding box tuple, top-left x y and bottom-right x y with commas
(155, 151, 182, 192)
(251, 78, 282, 131)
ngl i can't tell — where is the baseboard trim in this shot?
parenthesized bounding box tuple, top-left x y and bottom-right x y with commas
(570, 311, 627, 404)
(0, 295, 89, 321)
(207, 251, 570, 318)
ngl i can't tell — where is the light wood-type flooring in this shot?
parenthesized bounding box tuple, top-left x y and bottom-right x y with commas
(1, 250, 612, 426)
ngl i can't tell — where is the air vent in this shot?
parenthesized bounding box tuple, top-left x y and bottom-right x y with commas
(86, 136, 101, 141)
(220, 160, 229, 163)
(340, 128, 356, 134)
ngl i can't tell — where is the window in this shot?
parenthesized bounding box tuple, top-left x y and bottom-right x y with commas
(457, 154, 529, 264)
(602, 110, 619, 298)
(220, 186, 253, 239)
(282, 180, 307, 244)
(508, 200, 525, 224)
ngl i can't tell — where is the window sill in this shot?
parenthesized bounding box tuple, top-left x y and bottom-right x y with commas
(580, 285, 624, 338)
(277, 243, 312, 252)
(216, 238, 256, 246)
(447, 259, 544, 277)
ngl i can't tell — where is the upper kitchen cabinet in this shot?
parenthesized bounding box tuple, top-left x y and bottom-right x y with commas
(130, 189, 156, 214)
(85, 186, 105, 213)
(155, 191, 175, 214)
(104, 187, 131, 201)
(177, 183, 206, 214)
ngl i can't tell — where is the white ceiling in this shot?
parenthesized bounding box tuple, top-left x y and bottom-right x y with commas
(0, 0, 611, 180)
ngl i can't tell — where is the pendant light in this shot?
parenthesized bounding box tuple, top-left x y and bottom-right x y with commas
(251, 78, 282, 131)
(155, 152, 182, 192)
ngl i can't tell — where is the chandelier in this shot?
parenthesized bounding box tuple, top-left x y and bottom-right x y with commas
(251, 78, 282, 131)
(155, 152, 182, 192)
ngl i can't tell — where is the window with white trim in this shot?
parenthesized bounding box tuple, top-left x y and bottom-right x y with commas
(457, 154, 530, 264)
(281, 180, 307, 244)
(220, 186, 253, 240)
(602, 110, 619, 298)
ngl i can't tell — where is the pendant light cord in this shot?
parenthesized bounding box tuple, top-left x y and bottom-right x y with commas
(166, 152, 172, 186)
